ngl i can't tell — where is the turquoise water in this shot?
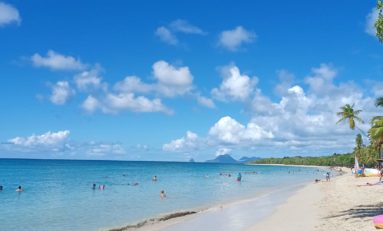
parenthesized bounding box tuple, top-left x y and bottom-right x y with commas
(0, 159, 328, 231)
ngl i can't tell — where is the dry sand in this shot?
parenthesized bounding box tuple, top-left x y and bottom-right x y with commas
(249, 172, 383, 231)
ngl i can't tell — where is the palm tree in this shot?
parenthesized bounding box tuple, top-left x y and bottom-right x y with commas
(336, 104, 364, 129)
(369, 116, 383, 159)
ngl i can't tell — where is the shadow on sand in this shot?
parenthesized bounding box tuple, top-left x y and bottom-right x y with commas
(324, 202, 383, 220)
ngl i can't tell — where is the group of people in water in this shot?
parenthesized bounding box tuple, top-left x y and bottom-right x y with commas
(219, 172, 243, 182)
(90, 175, 166, 199)
(0, 185, 24, 192)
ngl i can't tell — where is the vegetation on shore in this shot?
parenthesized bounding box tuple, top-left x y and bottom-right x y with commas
(252, 147, 379, 167)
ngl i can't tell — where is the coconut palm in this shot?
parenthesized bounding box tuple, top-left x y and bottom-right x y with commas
(336, 104, 364, 129)
(369, 116, 383, 159)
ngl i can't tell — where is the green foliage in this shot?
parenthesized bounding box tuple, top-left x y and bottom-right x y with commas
(376, 0, 383, 43)
(252, 153, 354, 167)
(252, 147, 379, 167)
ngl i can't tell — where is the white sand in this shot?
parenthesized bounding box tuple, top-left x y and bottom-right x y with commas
(250, 172, 383, 231)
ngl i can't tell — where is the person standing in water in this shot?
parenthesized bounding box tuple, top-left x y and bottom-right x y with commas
(237, 173, 242, 182)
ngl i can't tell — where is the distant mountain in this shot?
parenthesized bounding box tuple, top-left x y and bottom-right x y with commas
(205, 154, 239, 164)
(238, 156, 262, 163)
(188, 158, 195, 163)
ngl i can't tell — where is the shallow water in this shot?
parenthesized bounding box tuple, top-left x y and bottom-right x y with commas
(0, 159, 327, 231)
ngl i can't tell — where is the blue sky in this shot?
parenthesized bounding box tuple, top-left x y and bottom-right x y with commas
(0, 0, 382, 161)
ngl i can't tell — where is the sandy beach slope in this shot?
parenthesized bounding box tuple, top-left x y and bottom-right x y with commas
(249, 172, 383, 231)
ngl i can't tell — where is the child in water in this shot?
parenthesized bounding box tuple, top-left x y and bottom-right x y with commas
(160, 190, 166, 199)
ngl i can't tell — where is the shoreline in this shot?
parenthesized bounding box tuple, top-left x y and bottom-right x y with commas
(108, 166, 334, 231)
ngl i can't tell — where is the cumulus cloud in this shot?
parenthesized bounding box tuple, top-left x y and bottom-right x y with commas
(153, 60, 194, 96)
(0, 2, 20, 26)
(365, 7, 379, 36)
(82, 95, 99, 113)
(114, 76, 153, 94)
(83, 93, 171, 114)
(196, 95, 215, 108)
(4, 130, 127, 157)
(7, 130, 70, 153)
(155, 19, 204, 45)
(31, 50, 86, 71)
(50, 81, 74, 105)
(163, 131, 199, 152)
(208, 116, 273, 144)
(74, 69, 105, 92)
(218, 26, 256, 51)
(212, 65, 257, 101)
(164, 63, 383, 158)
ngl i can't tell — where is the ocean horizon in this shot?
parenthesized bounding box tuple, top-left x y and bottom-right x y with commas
(0, 158, 328, 231)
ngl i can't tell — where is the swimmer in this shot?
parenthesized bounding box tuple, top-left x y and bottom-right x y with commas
(99, 185, 106, 190)
(152, 176, 158, 182)
(0, 185, 3, 191)
(92, 183, 96, 190)
(16, 186, 23, 192)
(160, 190, 166, 199)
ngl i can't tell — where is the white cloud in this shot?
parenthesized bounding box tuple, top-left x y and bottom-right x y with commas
(153, 60, 194, 97)
(208, 116, 273, 144)
(8, 130, 70, 147)
(366, 7, 379, 36)
(197, 95, 215, 108)
(5, 130, 128, 157)
(163, 131, 199, 152)
(155, 26, 178, 45)
(99, 93, 171, 114)
(0, 2, 20, 26)
(114, 76, 153, 94)
(31, 50, 86, 71)
(212, 65, 257, 101)
(74, 69, 105, 91)
(155, 19, 204, 45)
(169, 19, 205, 34)
(82, 95, 99, 113)
(50, 81, 74, 105)
(218, 26, 256, 51)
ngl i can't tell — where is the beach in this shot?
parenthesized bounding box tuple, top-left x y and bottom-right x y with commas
(129, 168, 383, 231)
(250, 169, 383, 231)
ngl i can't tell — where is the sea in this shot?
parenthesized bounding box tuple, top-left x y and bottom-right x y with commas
(0, 159, 330, 231)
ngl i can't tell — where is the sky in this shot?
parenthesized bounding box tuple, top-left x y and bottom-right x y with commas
(0, 0, 382, 161)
